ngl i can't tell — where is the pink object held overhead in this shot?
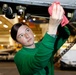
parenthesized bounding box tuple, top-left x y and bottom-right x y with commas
(48, 1, 69, 27)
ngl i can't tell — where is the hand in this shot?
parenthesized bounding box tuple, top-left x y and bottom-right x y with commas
(49, 3, 64, 26)
(47, 3, 64, 34)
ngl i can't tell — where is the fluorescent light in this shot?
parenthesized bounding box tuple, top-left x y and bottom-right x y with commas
(0, 21, 2, 24)
(33, 18, 36, 21)
(18, 15, 21, 18)
(23, 20, 26, 22)
(3, 24, 8, 28)
(1, 44, 3, 46)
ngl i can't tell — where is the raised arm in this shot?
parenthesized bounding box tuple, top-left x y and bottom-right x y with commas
(47, 3, 64, 35)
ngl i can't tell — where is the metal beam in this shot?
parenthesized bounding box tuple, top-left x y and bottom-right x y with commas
(0, 0, 76, 9)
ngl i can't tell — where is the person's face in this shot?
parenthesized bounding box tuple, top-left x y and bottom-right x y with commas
(16, 25, 35, 47)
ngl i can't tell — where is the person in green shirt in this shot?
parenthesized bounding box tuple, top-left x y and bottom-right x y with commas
(10, 4, 70, 75)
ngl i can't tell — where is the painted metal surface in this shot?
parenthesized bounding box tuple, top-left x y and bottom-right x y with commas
(0, 0, 76, 9)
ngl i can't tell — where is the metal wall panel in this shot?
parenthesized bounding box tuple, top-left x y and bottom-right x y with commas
(0, 0, 76, 9)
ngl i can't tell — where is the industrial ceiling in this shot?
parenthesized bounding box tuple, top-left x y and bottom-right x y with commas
(0, 0, 76, 9)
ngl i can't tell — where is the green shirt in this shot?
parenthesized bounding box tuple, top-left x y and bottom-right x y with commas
(14, 26, 70, 75)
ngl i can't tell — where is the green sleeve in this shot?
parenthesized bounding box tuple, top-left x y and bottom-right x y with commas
(53, 25, 70, 55)
(27, 33, 57, 74)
